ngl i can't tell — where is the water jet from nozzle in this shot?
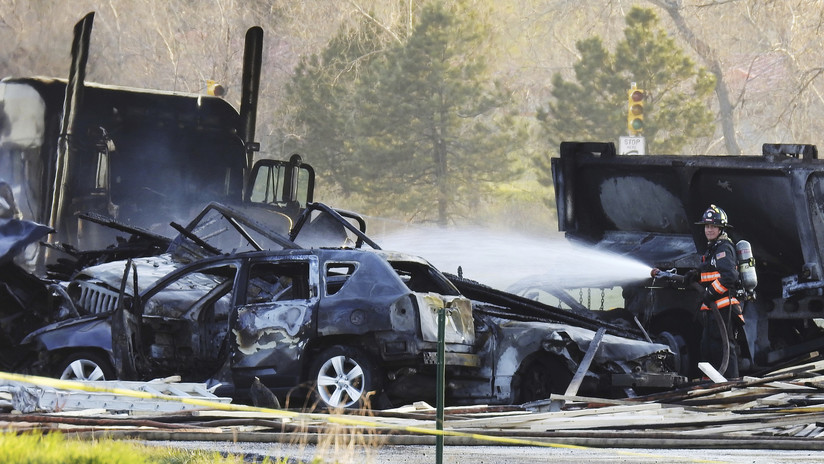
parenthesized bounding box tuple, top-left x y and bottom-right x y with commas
(376, 227, 654, 291)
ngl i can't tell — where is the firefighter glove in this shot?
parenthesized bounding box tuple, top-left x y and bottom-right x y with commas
(703, 286, 716, 304)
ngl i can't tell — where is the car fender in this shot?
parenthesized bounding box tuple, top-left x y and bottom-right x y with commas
(21, 315, 112, 353)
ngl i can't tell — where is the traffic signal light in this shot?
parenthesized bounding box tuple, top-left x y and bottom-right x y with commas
(627, 88, 645, 135)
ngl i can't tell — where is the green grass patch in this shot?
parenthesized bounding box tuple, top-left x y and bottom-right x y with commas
(0, 431, 252, 464)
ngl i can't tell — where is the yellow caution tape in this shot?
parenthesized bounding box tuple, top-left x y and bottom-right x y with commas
(0, 371, 726, 463)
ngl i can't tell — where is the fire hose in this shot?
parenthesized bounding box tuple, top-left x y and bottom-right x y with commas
(651, 269, 731, 377)
(701, 296, 730, 377)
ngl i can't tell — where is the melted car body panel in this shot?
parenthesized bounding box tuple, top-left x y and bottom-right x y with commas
(231, 255, 318, 384)
(417, 294, 474, 345)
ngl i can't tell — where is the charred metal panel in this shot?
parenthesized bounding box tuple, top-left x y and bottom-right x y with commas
(71, 254, 179, 302)
(485, 318, 673, 402)
(315, 252, 408, 337)
(388, 293, 417, 332)
(599, 175, 690, 233)
(486, 320, 553, 402)
(234, 302, 311, 356)
(231, 301, 312, 387)
(543, 323, 671, 364)
(230, 255, 317, 383)
(417, 294, 474, 345)
(21, 315, 112, 353)
(0, 219, 53, 264)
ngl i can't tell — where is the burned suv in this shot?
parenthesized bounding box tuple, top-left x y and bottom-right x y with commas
(23, 245, 475, 408)
(20, 203, 478, 408)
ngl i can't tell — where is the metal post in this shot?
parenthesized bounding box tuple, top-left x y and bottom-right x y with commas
(436, 307, 446, 464)
(549, 327, 606, 412)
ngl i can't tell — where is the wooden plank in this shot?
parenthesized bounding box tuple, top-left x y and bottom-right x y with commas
(447, 402, 671, 430)
(767, 359, 824, 376)
(699, 362, 727, 383)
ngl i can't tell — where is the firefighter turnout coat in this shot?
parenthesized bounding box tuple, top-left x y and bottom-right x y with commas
(699, 233, 740, 313)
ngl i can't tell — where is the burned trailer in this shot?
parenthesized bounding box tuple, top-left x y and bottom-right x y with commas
(551, 141, 824, 378)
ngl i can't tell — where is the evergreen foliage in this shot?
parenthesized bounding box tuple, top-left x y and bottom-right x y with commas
(534, 6, 716, 193)
(288, 2, 526, 226)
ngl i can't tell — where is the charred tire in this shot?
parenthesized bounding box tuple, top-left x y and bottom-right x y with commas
(57, 351, 115, 381)
(512, 354, 571, 404)
(309, 346, 380, 409)
(658, 330, 691, 376)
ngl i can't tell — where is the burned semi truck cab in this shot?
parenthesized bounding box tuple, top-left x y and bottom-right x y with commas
(551, 141, 824, 377)
(0, 19, 319, 272)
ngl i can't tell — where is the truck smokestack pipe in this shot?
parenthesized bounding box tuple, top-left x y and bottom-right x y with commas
(50, 12, 94, 244)
(239, 26, 263, 180)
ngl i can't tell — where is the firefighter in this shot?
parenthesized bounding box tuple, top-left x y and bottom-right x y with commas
(689, 204, 743, 378)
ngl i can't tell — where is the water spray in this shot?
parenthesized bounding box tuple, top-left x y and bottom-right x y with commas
(375, 227, 655, 291)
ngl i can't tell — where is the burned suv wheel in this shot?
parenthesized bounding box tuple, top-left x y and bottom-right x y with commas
(512, 354, 571, 404)
(57, 351, 115, 381)
(310, 346, 380, 409)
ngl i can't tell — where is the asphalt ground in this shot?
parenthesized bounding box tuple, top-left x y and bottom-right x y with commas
(145, 440, 824, 463)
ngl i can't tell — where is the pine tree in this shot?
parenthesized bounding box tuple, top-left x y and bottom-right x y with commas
(286, 17, 386, 187)
(287, 2, 525, 226)
(534, 6, 715, 195)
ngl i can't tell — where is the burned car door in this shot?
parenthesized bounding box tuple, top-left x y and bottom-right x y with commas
(125, 260, 239, 380)
(231, 255, 318, 389)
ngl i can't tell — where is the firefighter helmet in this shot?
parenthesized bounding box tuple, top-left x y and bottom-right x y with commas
(695, 204, 732, 228)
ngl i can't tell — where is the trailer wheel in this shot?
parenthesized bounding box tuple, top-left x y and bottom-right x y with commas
(658, 330, 691, 376)
(57, 351, 115, 381)
(309, 346, 380, 409)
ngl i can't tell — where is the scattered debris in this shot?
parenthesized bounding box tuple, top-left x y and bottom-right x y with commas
(0, 376, 230, 414)
(1, 360, 823, 450)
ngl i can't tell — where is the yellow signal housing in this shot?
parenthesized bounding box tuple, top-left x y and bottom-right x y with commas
(627, 88, 645, 135)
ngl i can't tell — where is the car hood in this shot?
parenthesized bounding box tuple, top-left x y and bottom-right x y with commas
(72, 254, 181, 295)
(496, 319, 671, 363)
